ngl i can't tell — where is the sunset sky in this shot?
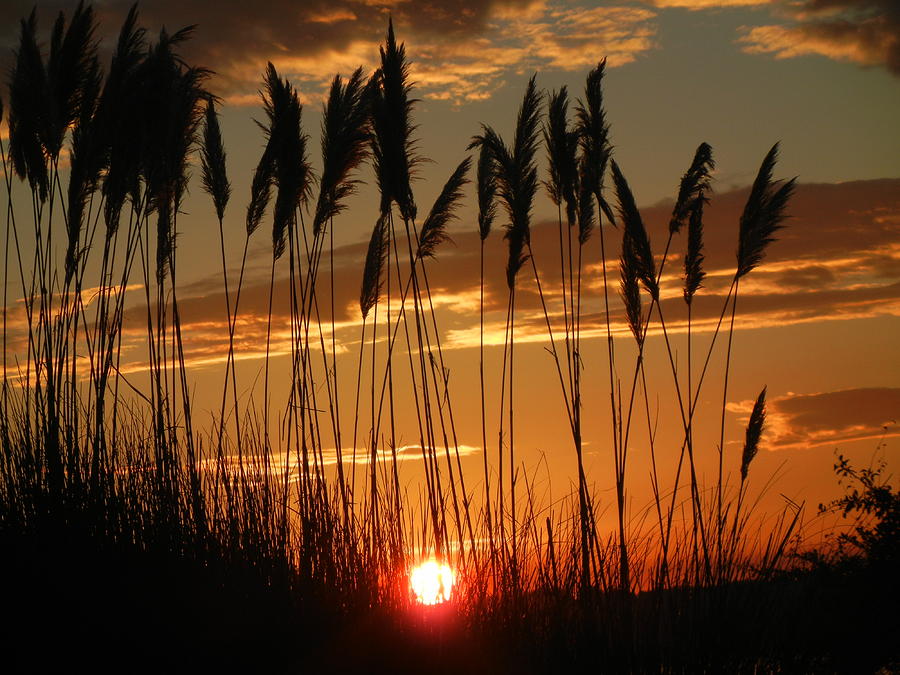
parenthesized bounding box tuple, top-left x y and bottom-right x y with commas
(2, 0, 898, 536)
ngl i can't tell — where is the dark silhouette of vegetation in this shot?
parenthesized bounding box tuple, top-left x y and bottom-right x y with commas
(1, 5, 894, 673)
(817, 452, 900, 565)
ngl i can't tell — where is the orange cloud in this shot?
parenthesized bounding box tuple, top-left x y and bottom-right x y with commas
(738, 0, 900, 76)
(651, 0, 773, 8)
(641, 0, 899, 77)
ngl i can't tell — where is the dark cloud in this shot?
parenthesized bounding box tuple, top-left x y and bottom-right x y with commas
(1, 0, 390, 97)
(772, 265, 836, 290)
(105, 176, 900, 365)
(8, 171, 889, 373)
(0, 1, 656, 102)
(760, 387, 900, 449)
(4, 177, 896, 371)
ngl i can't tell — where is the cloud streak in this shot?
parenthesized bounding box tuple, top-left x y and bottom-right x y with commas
(5, 171, 896, 378)
(100, 177, 900, 366)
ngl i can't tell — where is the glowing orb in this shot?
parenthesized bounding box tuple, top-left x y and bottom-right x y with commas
(410, 560, 454, 605)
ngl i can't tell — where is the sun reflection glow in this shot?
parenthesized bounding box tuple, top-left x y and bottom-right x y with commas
(410, 560, 454, 605)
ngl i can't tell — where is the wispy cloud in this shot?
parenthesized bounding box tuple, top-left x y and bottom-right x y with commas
(206, 443, 482, 487)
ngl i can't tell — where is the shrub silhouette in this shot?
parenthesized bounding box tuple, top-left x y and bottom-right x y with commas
(819, 452, 900, 564)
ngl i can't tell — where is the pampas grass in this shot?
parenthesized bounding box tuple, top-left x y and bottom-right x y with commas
(611, 160, 657, 301)
(741, 387, 767, 482)
(0, 8, 826, 671)
(201, 96, 231, 222)
(683, 195, 706, 304)
(8, 10, 51, 202)
(417, 157, 471, 260)
(313, 67, 372, 235)
(361, 216, 390, 321)
(737, 143, 796, 279)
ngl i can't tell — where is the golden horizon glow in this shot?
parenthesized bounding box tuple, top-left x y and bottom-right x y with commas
(410, 560, 455, 605)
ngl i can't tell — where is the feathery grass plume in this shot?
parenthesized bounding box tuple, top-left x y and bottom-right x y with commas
(7, 10, 50, 202)
(740, 386, 767, 481)
(619, 230, 643, 343)
(512, 76, 543, 182)
(683, 194, 706, 304)
(611, 160, 657, 300)
(469, 75, 542, 288)
(476, 143, 497, 241)
(370, 19, 419, 221)
(246, 145, 276, 237)
(545, 86, 579, 225)
(576, 59, 616, 227)
(737, 143, 796, 279)
(257, 63, 310, 260)
(138, 25, 209, 281)
(101, 4, 147, 237)
(417, 157, 471, 259)
(64, 53, 103, 284)
(577, 157, 595, 245)
(669, 142, 714, 234)
(200, 96, 230, 222)
(360, 215, 390, 319)
(44, 1, 98, 160)
(313, 67, 372, 236)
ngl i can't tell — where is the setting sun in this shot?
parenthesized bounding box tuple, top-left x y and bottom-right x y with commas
(410, 560, 454, 605)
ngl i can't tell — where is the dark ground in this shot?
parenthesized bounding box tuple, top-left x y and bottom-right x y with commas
(2, 524, 897, 674)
